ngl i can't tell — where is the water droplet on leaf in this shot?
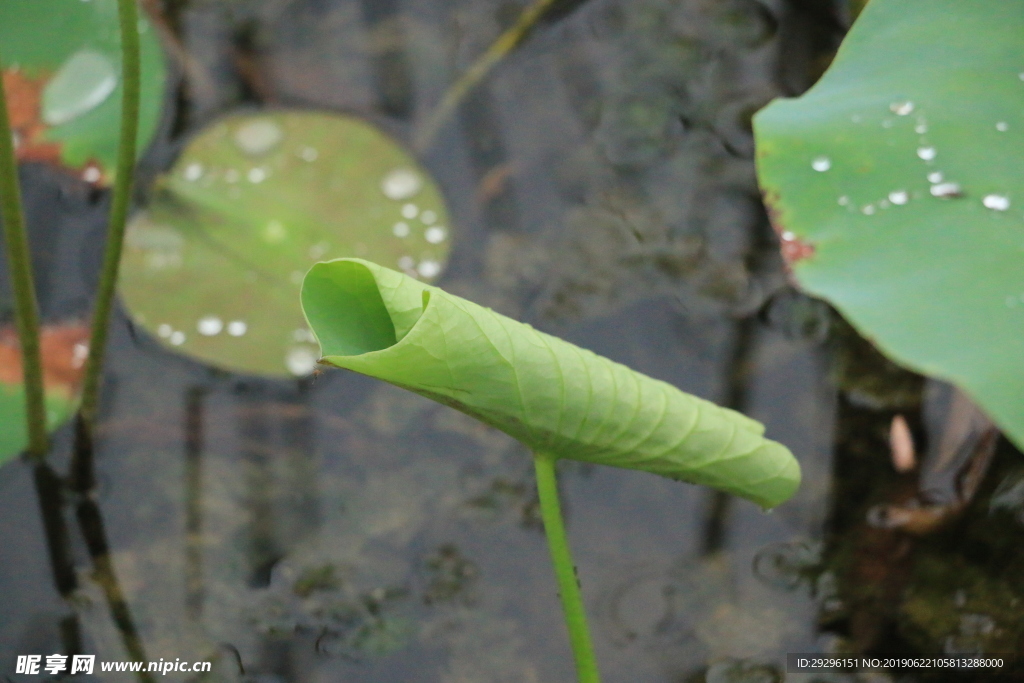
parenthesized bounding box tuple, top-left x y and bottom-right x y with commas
(425, 226, 447, 244)
(890, 101, 914, 115)
(380, 168, 423, 200)
(392, 222, 410, 238)
(183, 163, 204, 182)
(285, 346, 318, 376)
(930, 182, 963, 198)
(42, 49, 117, 126)
(982, 194, 1010, 211)
(888, 190, 908, 205)
(928, 171, 944, 183)
(917, 146, 937, 161)
(996, 122, 1009, 132)
(234, 119, 283, 156)
(418, 260, 441, 278)
(197, 315, 223, 336)
(401, 203, 419, 219)
(227, 320, 247, 336)
(811, 156, 831, 172)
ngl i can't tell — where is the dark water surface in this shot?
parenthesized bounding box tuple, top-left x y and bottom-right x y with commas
(2, 0, 1023, 681)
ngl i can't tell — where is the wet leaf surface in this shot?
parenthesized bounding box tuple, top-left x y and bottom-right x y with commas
(119, 110, 451, 377)
(754, 0, 1024, 448)
(0, 0, 166, 183)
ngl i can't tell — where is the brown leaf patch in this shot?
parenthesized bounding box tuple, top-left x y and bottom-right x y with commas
(3, 68, 107, 183)
(763, 189, 816, 266)
(3, 68, 62, 165)
(0, 323, 91, 399)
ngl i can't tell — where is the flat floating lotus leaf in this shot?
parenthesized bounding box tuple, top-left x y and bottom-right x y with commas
(0, 0, 166, 183)
(0, 324, 90, 465)
(119, 110, 452, 377)
(302, 259, 800, 509)
(753, 0, 1024, 448)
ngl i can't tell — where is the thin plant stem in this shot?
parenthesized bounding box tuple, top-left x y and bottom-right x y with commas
(77, 0, 142, 435)
(413, 0, 561, 152)
(0, 55, 49, 460)
(69, 2, 152, 678)
(533, 451, 601, 683)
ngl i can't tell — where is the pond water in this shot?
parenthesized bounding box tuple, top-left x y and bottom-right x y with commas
(2, 0, 1023, 681)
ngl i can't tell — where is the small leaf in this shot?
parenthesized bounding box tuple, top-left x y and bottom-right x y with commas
(753, 0, 1024, 449)
(302, 258, 800, 509)
(119, 110, 452, 377)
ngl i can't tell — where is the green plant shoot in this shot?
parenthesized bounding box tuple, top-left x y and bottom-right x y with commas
(302, 258, 800, 509)
(302, 258, 799, 682)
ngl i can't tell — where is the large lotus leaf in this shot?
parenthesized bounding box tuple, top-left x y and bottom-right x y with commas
(0, 324, 90, 465)
(0, 0, 166, 183)
(753, 0, 1024, 448)
(119, 110, 452, 377)
(302, 259, 800, 509)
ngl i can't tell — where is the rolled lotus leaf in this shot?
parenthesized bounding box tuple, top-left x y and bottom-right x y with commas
(301, 259, 800, 509)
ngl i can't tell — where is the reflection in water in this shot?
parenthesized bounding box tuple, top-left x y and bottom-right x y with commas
(184, 386, 206, 620)
(595, 556, 802, 680)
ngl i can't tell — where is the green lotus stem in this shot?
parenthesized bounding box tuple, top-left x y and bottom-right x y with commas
(302, 258, 800, 509)
(413, 0, 562, 152)
(0, 52, 48, 460)
(73, 2, 153, 678)
(533, 451, 600, 683)
(78, 0, 142, 431)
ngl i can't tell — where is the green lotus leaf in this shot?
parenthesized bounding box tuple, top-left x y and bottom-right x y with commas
(0, 0, 166, 183)
(119, 110, 452, 377)
(301, 258, 800, 509)
(753, 0, 1024, 448)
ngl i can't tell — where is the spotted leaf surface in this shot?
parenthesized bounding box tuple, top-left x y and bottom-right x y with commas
(302, 259, 800, 509)
(754, 0, 1024, 448)
(119, 110, 451, 377)
(0, 0, 166, 183)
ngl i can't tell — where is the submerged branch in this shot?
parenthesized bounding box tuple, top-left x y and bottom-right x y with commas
(414, 0, 563, 152)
